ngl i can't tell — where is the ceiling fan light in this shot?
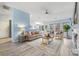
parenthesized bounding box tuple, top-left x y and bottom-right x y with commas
(46, 11, 48, 14)
(45, 9, 48, 14)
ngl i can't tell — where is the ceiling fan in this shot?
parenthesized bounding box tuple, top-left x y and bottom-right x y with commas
(45, 9, 49, 14)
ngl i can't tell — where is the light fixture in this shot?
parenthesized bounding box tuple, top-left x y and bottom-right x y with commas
(35, 22, 43, 25)
(45, 9, 49, 14)
(18, 25, 25, 32)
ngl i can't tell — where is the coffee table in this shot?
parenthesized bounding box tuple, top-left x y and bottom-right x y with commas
(41, 36, 50, 45)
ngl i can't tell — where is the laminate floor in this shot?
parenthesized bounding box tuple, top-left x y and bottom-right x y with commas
(0, 38, 77, 56)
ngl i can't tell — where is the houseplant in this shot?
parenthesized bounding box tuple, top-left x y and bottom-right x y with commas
(63, 24, 70, 38)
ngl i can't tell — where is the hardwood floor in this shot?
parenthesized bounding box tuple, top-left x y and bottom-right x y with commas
(0, 38, 77, 56)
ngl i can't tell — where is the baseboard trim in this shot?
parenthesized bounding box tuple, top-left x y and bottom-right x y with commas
(0, 37, 9, 39)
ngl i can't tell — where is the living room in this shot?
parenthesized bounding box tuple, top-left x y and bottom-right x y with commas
(0, 2, 79, 56)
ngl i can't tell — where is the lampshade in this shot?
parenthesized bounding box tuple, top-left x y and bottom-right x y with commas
(18, 25, 25, 32)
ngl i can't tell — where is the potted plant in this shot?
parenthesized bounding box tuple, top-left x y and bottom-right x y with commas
(63, 24, 71, 38)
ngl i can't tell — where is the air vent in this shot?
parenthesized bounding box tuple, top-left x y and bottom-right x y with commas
(2, 5, 10, 10)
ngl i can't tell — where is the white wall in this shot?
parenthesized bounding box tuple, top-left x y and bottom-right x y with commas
(0, 14, 9, 38)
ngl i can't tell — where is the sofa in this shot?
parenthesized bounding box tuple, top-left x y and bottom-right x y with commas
(24, 32, 41, 41)
(18, 31, 41, 42)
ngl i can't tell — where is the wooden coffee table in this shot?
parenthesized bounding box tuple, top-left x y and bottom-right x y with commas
(41, 36, 50, 45)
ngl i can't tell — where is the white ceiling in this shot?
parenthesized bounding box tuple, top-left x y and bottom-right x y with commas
(4, 2, 75, 24)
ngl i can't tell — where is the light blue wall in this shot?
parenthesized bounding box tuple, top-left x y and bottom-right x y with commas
(11, 8, 30, 42)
